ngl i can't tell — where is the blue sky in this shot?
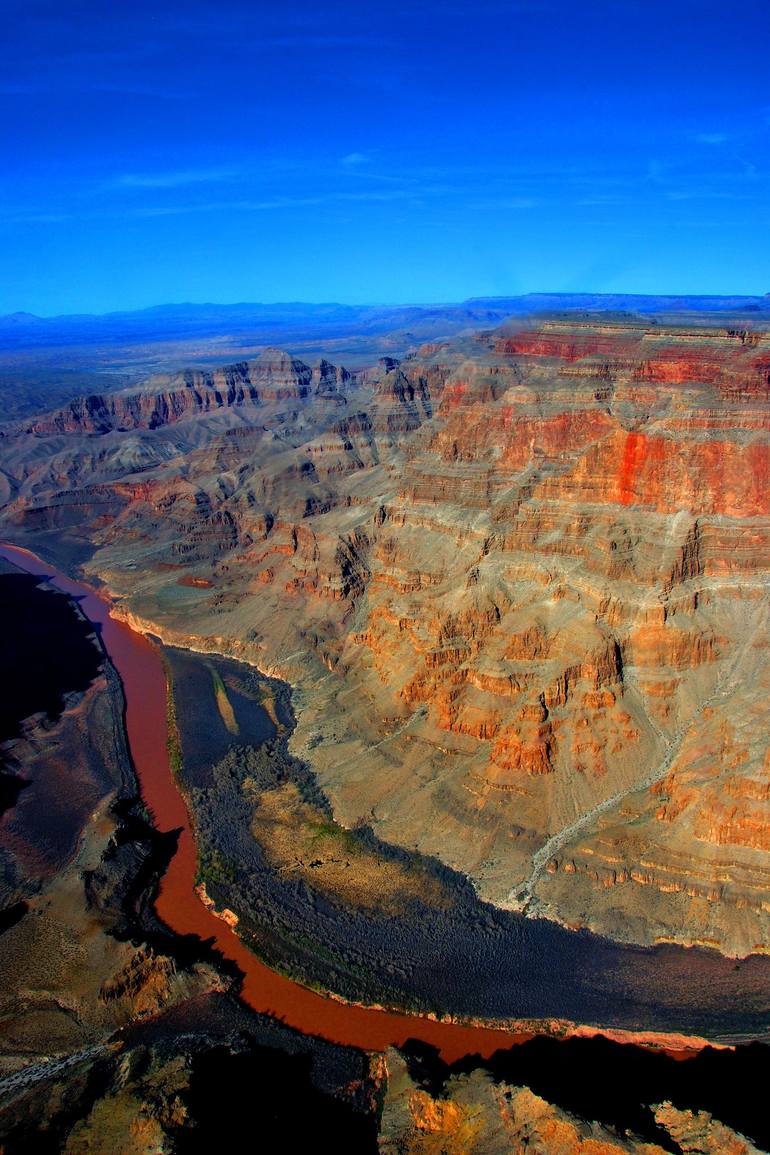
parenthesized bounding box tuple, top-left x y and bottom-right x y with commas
(1, 0, 769, 314)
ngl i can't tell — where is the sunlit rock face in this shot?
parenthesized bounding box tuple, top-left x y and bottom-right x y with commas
(378, 1048, 765, 1155)
(3, 318, 769, 956)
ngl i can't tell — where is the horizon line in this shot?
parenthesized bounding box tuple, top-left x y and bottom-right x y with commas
(3, 289, 770, 324)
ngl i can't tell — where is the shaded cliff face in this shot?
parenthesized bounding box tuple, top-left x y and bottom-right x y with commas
(17, 348, 346, 436)
(378, 1046, 766, 1155)
(2, 319, 769, 956)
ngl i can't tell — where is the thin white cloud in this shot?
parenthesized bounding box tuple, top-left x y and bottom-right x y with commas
(107, 167, 239, 190)
(136, 188, 423, 217)
(576, 193, 626, 206)
(252, 34, 387, 49)
(133, 196, 325, 218)
(341, 152, 371, 167)
(0, 183, 458, 227)
(468, 196, 539, 210)
(0, 79, 183, 99)
(695, 132, 730, 145)
(666, 189, 749, 202)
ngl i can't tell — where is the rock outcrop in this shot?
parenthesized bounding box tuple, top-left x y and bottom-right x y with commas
(378, 1049, 764, 1155)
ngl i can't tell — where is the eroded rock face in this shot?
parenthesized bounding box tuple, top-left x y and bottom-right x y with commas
(18, 348, 329, 437)
(378, 1049, 763, 1155)
(2, 319, 769, 956)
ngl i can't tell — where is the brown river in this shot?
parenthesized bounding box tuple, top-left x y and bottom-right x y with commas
(0, 541, 551, 1062)
(9, 540, 769, 1064)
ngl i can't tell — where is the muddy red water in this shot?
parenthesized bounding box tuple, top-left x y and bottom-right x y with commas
(0, 541, 552, 1062)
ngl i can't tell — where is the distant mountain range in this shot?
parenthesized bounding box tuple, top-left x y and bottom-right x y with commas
(2, 293, 769, 349)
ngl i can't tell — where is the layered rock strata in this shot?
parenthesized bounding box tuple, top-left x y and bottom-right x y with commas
(2, 322, 769, 955)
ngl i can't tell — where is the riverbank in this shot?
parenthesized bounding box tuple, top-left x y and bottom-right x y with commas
(3, 540, 770, 1054)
